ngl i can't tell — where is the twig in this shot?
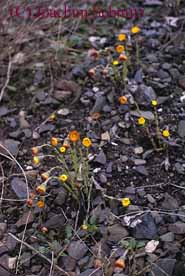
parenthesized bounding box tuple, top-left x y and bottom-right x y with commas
(0, 52, 12, 102)
(0, 162, 5, 206)
(8, 233, 70, 276)
(49, 251, 54, 276)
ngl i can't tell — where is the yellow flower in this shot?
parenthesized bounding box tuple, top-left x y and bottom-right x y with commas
(81, 224, 88, 230)
(131, 26, 140, 34)
(33, 156, 40, 165)
(151, 100, 158, 107)
(118, 33, 126, 41)
(37, 200, 45, 208)
(50, 137, 58, 147)
(119, 54, 127, 61)
(69, 130, 80, 142)
(31, 147, 39, 156)
(116, 45, 125, 53)
(82, 137, 92, 148)
(138, 117, 145, 125)
(121, 197, 131, 207)
(36, 184, 46, 194)
(59, 174, 68, 182)
(48, 113, 56, 121)
(112, 60, 119, 66)
(59, 146, 66, 153)
(162, 129, 170, 138)
(119, 96, 128, 105)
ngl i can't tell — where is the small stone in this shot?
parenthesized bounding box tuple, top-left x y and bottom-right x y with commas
(168, 222, 185, 234)
(80, 269, 102, 276)
(178, 120, 185, 138)
(38, 124, 55, 134)
(160, 232, 174, 242)
(11, 177, 28, 199)
(147, 194, 156, 204)
(130, 110, 154, 120)
(60, 255, 76, 271)
(55, 188, 67, 206)
(67, 240, 88, 260)
(16, 212, 34, 228)
(0, 223, 7, 240)
(0, 107, 9, 117)
(44, 214, 65, 230)
(99, 173, 107, 184)
(101, 131, 110, 141)
(107, 224, 129, 243)
(179, 77, 185, 89)
(90, 95, 106, 114)
(133, 213, 157, 239)
(149, 258, 176, 276)
(162, 193, 179, 210)
(134, 159, 146, 166)
(134, 147, 143, 155)
(57, 108, 70, 116)
(3, 139, 20, 156)
(134, 166, 148, 176)
(95, 150, 106, 165)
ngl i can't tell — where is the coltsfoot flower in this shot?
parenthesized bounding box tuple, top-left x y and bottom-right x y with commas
(36, 184, 46, 194)
(59, 146, 66, 153)
(112, 60, 119, 66)
(81, 224, 88, 230)
(31, 147, 39, 156)
(151, 100, 158, 106)
(119, 54, 127, 61)
(69, 130, 80, 142)
(26, 198, 33, 207)
(50, 137, 58, 147)
(116, 45, 125, 53)
(41, 172, 49, 180)
(131, 26, 140, 34)
(115, 258, 126, 269)
(82, 137, 92, 148)
(59, 174, 68, 182)
(121, 197, 131, 207)
(118, 33, 126, 41)
(48, 113, 56, 121)
(119, 96, 128, 105)
(33, 156, 40, 165)
(138, 117, 146, 125)
(162, 129, 170, 138)
(88, 68, 96, 77)
(37, 200, 45, 208)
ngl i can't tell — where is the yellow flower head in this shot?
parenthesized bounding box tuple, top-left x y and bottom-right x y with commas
(48, 113, 56, 121)
(33, 156, 40, 165)
(81, 224, 88, 230)
(37, 200, 45, 208)
(50, 137, 58, 147)
(112, 60, 119, 66)
(119, 54, 127, 61)
(151, 100, 158, 107)
(82, 137, 92, 148)
(59, 174, 68, 182)
(121, 197, 131, 207)
(131, 26, 140, 34)
(118, 33, 126, 41)
(162, 129, 170, 138)
(138, 117, 145, 125)
(69, 130, 80, 142)
(59, 146, 66, 153)
(31, 147, 39, 156)
(36, 184, 46, 194)
(118, 96, 128, 105)
(116, 45, 125, 53)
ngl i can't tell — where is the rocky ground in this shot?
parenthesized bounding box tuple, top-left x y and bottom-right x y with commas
(0, 0, 185, 275)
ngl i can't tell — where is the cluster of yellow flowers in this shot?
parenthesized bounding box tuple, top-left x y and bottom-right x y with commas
(137, 100, 170, 138)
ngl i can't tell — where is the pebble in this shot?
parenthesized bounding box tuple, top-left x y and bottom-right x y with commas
(67, 240, 88, 260)
(160, 232, 174, 242)
(95, 150, 107, 165)
(134, 147, 144, 155)
(133, 213, 157, 239)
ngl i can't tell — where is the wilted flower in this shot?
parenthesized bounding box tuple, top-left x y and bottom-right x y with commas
(41, 226, 48, 233)
(131, 26, 140, 34)
(88, 68, 96, 77)
(119, 96, 128, 105)
(162, 129, 170, 138)
(91, 112, 101, 120)
(50, 137, 58, 147)
(138, 117, 145, 125)
(81, 224, 88, 230)
(48, 113, 56, 121)
(121, 197, 131, 207)
(26, 198, 33, 207)
(69, 130, 80, 142)
(88, 48, 99, 60)
(59, 174, 68, 182)
(118, 33, 126, 41)
(116, 45, 125, 53)
(37, 200, 45, 208)
(115, 258, 126, 269)
(82, 137, 92, 148)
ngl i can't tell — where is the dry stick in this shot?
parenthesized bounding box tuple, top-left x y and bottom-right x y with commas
(8, 233, 70, 276)
(15, 210, 32, 274)
(0, 144, 29, 200)
(0, 162, 5, 206)
(0, 52, 12, 102)
(49, 251, 54, 276)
